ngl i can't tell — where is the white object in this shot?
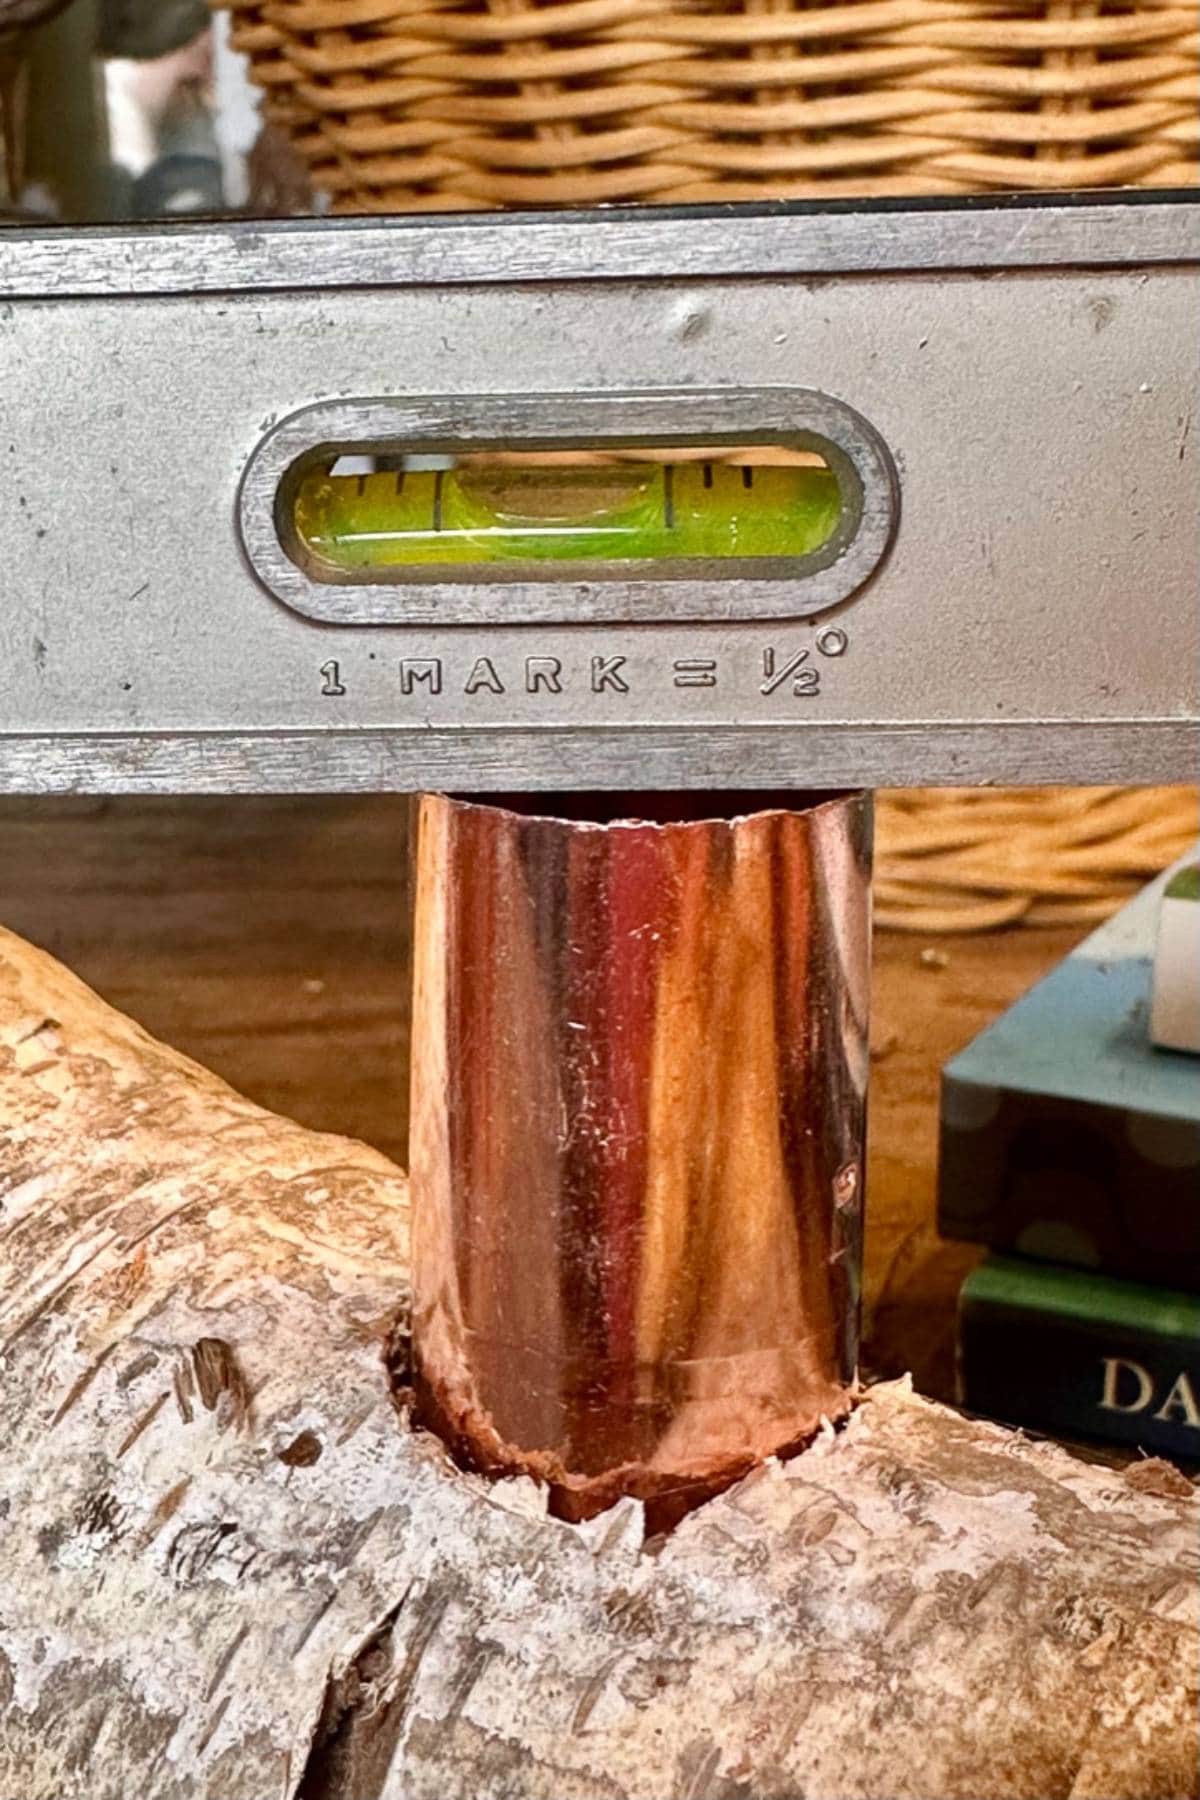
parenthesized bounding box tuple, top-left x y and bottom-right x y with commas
(213, 15, 261, 208)
(1151, 862, 1200, 1054)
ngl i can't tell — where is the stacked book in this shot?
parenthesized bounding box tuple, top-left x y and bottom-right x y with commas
(938, 856, 1200, 1461)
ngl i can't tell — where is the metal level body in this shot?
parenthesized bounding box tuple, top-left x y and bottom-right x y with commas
(0, 192, 1196, 794)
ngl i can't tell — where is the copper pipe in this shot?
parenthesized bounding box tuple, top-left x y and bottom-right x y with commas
(410, 790, 871, 1527)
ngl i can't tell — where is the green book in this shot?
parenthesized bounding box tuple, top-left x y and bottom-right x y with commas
(959, 1255, 1200, 1461)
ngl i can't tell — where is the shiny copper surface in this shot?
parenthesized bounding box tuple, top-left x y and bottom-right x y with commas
(411, 790, 871, 1523)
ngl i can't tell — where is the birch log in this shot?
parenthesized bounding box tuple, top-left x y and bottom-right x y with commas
(0, 924, 1196, 1800)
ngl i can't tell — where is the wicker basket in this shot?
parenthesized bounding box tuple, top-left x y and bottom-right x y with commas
(216, 0, 1198, 929)
(218, 0, 1198, 213)
(875, 786, 1197, 932)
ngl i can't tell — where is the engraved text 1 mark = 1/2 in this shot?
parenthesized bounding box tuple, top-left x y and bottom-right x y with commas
(761, 648, 819, 697)
(320, 660, 346, 697)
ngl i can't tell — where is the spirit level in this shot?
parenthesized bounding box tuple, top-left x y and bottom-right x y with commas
(0, 191, 1196, 794)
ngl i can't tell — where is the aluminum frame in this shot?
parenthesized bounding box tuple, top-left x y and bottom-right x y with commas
(0, 192, 1196, 793)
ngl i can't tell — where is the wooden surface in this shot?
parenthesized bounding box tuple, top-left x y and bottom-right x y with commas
(3, 915, 1196, 1800)
(0, 794, 1090, 1404)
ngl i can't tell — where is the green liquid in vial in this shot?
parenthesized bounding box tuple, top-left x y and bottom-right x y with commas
(294, 462, 841, 571)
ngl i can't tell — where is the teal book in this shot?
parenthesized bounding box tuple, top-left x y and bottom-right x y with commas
(959, 1255, 1200, 1461)
(939, 855, 1200, 1289)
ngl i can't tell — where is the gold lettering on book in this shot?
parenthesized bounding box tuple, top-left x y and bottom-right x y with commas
(1097, 1357, 1200, 1431)
(1154, 1371, 1200, 1429)
(1099, 1357, 1153, 1414)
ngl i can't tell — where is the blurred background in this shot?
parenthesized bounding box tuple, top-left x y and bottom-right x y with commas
(0, 0, 308, 219)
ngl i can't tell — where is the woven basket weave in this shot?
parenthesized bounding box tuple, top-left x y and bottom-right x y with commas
(875, 786, 1196, 932)
(218, 0, 1198, 213)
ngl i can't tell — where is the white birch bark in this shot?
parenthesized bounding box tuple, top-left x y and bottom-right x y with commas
(0, 925, 1195, 1800)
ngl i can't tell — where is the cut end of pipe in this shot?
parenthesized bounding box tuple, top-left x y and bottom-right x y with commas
(413, 1363, 855, 1533)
